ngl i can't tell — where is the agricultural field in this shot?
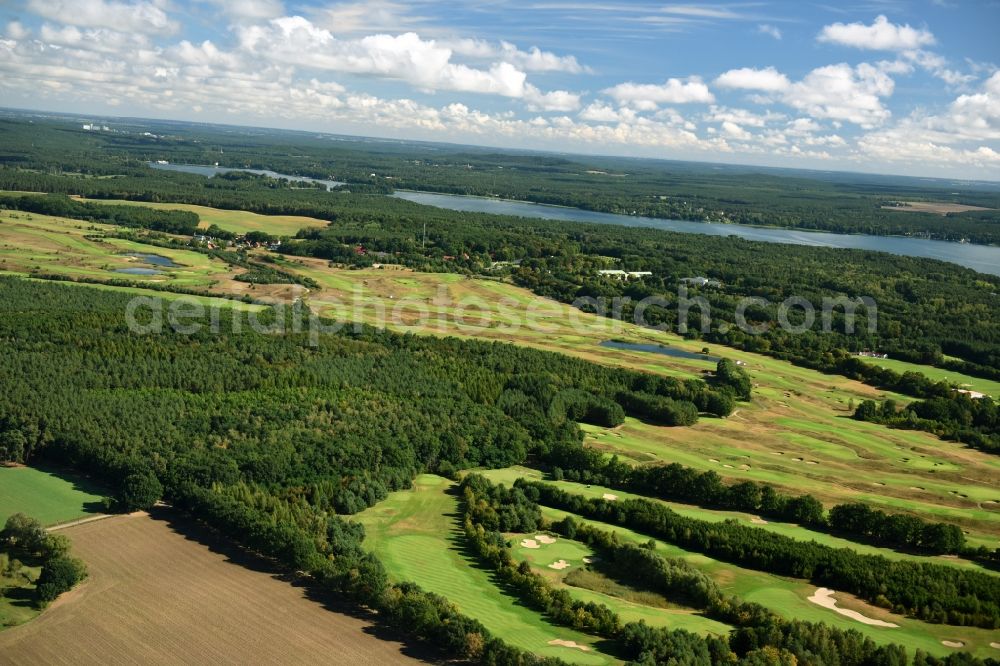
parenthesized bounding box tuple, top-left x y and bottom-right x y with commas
(0, 466, 104, 527)
(0, 512, 422, 665)
(354, 474, 616, 664)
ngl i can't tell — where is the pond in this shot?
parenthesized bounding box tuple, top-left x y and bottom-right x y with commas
(114, 267, 162, 275)
(600, 340, 719, 362)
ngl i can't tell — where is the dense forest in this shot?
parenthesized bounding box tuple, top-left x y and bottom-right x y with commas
(2, 116, 998, 243)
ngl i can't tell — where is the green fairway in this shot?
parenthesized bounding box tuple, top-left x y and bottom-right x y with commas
(480, 467, 992, 573)
(510, 530, 733, 636)
(354, 474, 615, 665)
(857, 356, 1000, 399)
(536, 506, 1000, 659)
(0, 466, 105, 527)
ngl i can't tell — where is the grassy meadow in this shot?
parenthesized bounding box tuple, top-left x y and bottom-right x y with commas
(0, 466, 104, 527)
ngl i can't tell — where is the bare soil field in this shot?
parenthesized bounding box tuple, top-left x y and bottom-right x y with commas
(882, 201, 993, 215)
(0, 511, 427, 666)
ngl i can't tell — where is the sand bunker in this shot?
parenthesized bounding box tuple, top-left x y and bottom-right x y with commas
(791, 457, 803, 462)
(709, 458, 720, 463)
(807, 588, 899, 628)
(548, 639, 590, 651)
(750, 517, 768, 525)
(602, 493, 618, 501)
(582, 556, 600, 564)
(548, 560, 570, 570)
(941, 641, 965, 648)
(770, 451, 783, 455)
(909, 486, 925, 491)
(738, 464, 751, 470)
(805, 461, 817, 465)
(535, 534, 557, 544)
(990, 642, 1000, 649)
(520, 539, 540, 549)
(722, 464, 734, 469)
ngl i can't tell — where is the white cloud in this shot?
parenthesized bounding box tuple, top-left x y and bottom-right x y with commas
(446, 38, 588, 73)
(714, 66, 790, 92)
(721, 120, 752, 140)
(757, 24, 781, 40)
(524, 85, 581, 111)
(817, 15, 935, 51)
(26, 0, 178, 35)
(706, 106, 783, 128)
(783, 63, 894, 127)
(6, 21, 29, 40)
(603, 77, 714, 108)
(309, 1, 423, 34)
(579, 102, 631, 122)
(237, 19, 568, 101)
(902, 50, 974, 86)
(857, 72, 1000, 166)
(200, 0, 285, 21)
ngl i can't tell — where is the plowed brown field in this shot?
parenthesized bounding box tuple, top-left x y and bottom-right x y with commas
(0, 511, 426, 665)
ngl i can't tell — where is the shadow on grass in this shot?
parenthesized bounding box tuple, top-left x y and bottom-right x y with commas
(147, 505, 443, 665)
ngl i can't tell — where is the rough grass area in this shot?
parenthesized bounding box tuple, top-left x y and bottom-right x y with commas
(354, 474, 615, 665)
(0, 511, 422, 664)
(0, 467, 104, 527)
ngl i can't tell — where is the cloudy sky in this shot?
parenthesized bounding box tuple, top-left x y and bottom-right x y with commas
(1, 0, 998, 179)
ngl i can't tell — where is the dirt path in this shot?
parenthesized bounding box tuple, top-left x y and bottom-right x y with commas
(47, 514, 113, 532)
(1, 511, 426, 665)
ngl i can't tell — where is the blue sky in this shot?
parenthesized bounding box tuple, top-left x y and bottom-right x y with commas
(1, 0, 998, 178)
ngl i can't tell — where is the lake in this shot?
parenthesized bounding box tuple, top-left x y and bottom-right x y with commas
(393, 191, 1000, 277)
(149, 162, 345, 190)
(148, 163, 1000, 275)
